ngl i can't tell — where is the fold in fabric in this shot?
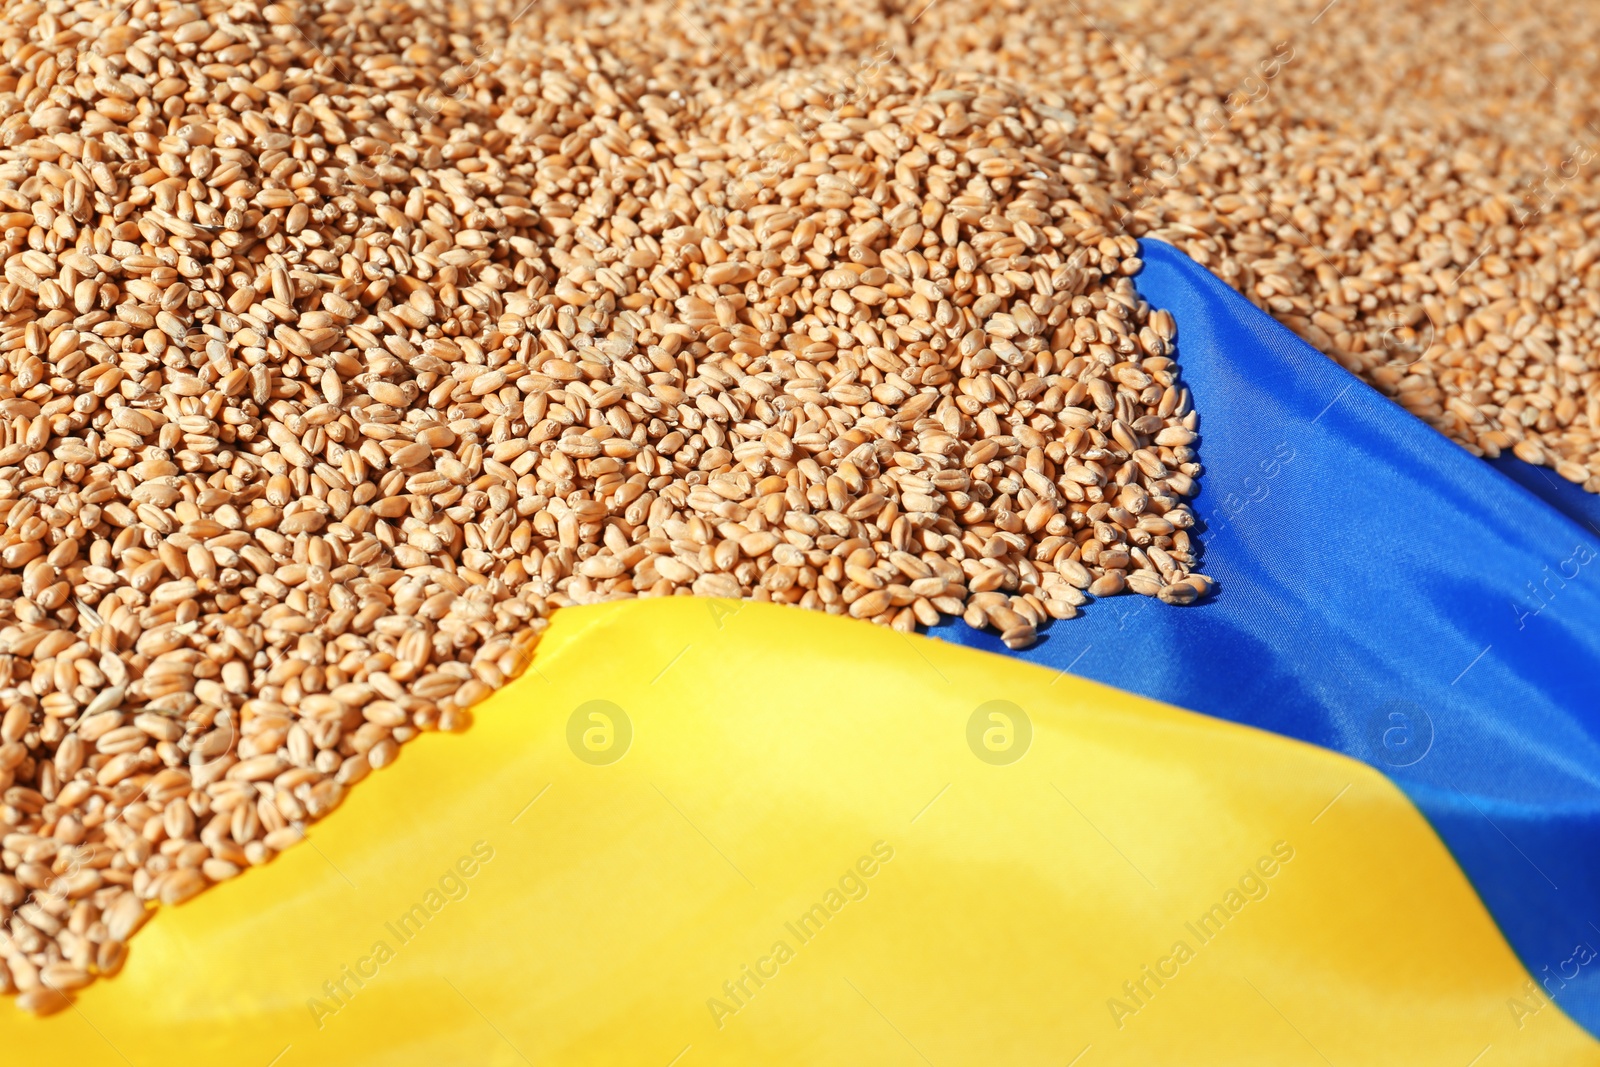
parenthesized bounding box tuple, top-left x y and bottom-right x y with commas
(1491, 454, 1600, 533)
(932, 238, 1600, 1034)
(5, 599, 1594, 1064)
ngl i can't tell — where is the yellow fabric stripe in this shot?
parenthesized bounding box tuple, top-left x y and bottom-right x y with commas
(5, 599, 1593, 1065)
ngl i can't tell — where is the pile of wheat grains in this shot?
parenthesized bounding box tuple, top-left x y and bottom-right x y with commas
(0, 0, 1595, 1015)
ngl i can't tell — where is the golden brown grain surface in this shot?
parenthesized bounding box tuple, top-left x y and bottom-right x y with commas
(1, 0, 1596, 1014)
(0, 0, 1221, 1010)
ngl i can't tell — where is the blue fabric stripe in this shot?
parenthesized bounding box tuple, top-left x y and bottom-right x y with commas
(1490, 454, 1600, 534)
(928, 238, 1600, 1033)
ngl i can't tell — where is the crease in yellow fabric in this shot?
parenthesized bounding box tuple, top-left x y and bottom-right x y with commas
(4, 597, 1594, 1066)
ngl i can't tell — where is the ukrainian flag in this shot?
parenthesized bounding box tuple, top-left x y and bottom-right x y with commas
(10, 241, 1600, 1065)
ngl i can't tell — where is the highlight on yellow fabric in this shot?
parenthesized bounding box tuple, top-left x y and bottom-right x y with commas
(4, 598, 1593, 1065)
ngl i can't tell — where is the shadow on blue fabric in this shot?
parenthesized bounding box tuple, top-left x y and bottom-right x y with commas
(929, 237, 1600, 1035)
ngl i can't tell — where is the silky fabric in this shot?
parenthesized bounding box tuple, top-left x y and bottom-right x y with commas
(1491, 454, 1600, 533)
(3, 600, 1595, 1064)
(932, 239, 1600, 1033)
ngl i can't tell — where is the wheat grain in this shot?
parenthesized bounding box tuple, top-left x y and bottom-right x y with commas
(11, 0, 1594, 1014)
